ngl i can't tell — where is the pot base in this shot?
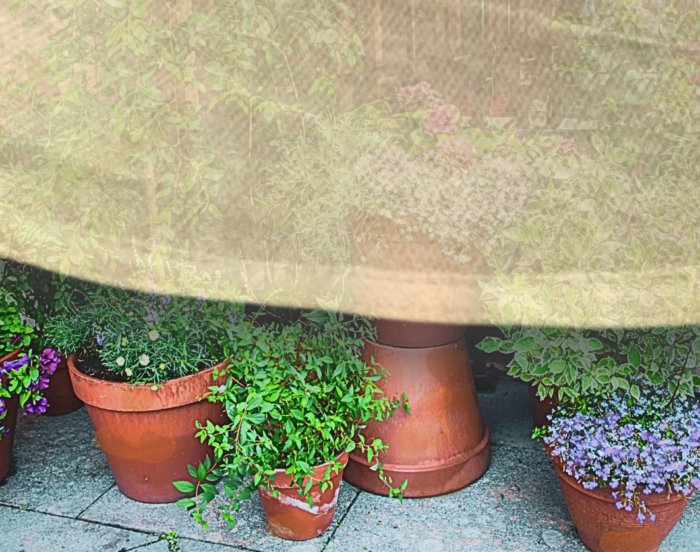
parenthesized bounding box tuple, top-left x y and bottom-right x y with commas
(344, 424, 491, 497)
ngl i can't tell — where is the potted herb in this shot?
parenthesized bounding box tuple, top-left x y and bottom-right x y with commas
(175, 310, 406, 540)
(43, 286, 242, 503)
(537, 384, 700, 552)
(528, 100, 548, 129)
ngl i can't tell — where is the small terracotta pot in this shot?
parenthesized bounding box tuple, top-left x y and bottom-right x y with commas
(373, 319, 466, 348)
(0, 349, 22, 482)
(44, 356, 83, 416)
(344, 322, 491, 497)
(258, 452, 348, 541)
(68, 355, 228, 503)
(546, 445, 689, 552)
(528, 383, 558, 427)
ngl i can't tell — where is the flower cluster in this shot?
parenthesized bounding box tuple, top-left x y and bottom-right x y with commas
(550, 134, 579, 157)
(544, 387, 700, 523)
(355, 145, 530, 263)
(424, 105, 459, 136)
(0, 349, 60, 434)
(395, 82, 444, 110)
(433, 136, 479, 171)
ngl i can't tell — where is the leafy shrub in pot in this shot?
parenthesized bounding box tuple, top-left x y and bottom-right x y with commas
(43, 285, 242, 502)
(176, 310, 407, 540)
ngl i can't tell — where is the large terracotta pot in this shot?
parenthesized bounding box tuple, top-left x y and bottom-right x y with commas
(0, 349, 22, 482)
(44, 355, 83, 416)
(258, 452, 348, 541)
(528, 383, 558, 427)
(547, 445, 689, 552)
(68, 355, 228, 503)
(344, 321, 491, 497)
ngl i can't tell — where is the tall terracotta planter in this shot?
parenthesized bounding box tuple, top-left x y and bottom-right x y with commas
(344, 320, 491, 497)
(0, 349, 22, 482)
(44, 356, 83, 416)
(547, 446, 689, 552)
(258, 452, 348, 541)
(68, 355, 228, 503)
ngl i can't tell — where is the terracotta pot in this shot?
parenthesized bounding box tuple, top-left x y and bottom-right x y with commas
(528, 383, 558, 427)
(0, 349, 22, 482)
(44, 356, 83, 416)
(258, 452, 348, 541)
(546, 445, 689, 552)
(68, 355, 228, 503)
(344, 322, 491, 497)
(373, 319, 466, 348)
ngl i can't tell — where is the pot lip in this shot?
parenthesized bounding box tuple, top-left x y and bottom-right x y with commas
(264, 451, 349, 490)
(544, 442, 689, 505)
(67, 353, 229, 413)
(0, 348, 22, 365)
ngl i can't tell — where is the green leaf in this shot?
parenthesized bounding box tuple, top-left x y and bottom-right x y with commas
(113, 116, 126, 140)
(591, 133, 604, 154)
(102, 0, 127, 8)
(175, 498, 196, 509)
(476, 338, 500, 353)
(208, 204, 223, 221)
(173, 481, 196, 493)
(628, 347, 641, 368)
(205, 62, 228, 76)
(514, 337, 535, 352)
(549, 360, 566, 374)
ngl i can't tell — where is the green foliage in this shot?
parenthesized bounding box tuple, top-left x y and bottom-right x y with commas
(479, 326, 700, 405)
(553, 0, 700, 157)
(1, 0, 364, 278)
(175, 309, 407, 529)
(0, 262, 36, 356)
(263, 113, 394, 267)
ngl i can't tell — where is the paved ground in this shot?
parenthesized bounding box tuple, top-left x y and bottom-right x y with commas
(1, 376, 699, 552)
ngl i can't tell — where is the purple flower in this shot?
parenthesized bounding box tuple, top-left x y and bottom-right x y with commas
(649, 513, 657, 522)
(637, 512, 645, 523)
(9, 333, 23, 346)
(23, 397, 48, 415)
(40, 349, 61, 375)
(1, 355, 29, 375)
(196, 297, 205, 309)
(229, 313, 238, 325)
(395, 82, 444, 110)
(28, 375, 50, 391)
(145, 308, 158, 323)
(0, 398, 5, 416)
(424, 105, 459, 136)
(161, 295, 172, 307)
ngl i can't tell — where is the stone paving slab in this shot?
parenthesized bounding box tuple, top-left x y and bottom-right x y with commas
(0, 407, 114, 517)
(80, 480, 360, 552)
(326, 445, 586, 552)
(478, 379, 539, 451)
(0, 505, 161, 552)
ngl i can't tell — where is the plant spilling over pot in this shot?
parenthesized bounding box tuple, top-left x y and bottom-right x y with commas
(175, 310, 408, 539)
(0, 276, 36, 358)
(1, 348, 61, 430)
(538, 386, 700, 523)
(43, 285, 242, 385)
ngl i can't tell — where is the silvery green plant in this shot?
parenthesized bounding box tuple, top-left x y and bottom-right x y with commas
(354, 144, 530, 264)
(1, 0, 365, 280)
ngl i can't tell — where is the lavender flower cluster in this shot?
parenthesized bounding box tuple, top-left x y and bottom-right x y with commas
(354, 145, 529, 263)
(0, 349, 60, 430)
(545, 387, 700, 523)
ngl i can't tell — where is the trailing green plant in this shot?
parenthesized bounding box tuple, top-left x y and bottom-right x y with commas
(2, 0, 365, 279)
(174, 309, 408, 530)
(0, 261, 37, 356)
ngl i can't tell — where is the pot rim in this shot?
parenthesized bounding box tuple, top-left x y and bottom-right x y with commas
(67, 353, 229, 413)
(544, 442, 688, 506)
(266, 451, 349, 490)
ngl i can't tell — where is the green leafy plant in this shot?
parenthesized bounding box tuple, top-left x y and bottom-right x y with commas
(2, 0, 365, 279)
(0, 261, 37, 356)
(175, 309, 407, 530)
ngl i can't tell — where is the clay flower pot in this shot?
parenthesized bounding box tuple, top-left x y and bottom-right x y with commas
(43, 355, 83, 416)
(258, 452, 348, 541)
(528, 383, 558, 427)
(68, 355, 228, 503)
(546, 446, 689, 552)
(344, 320, 491, 497)
(0, 349, 22, 482)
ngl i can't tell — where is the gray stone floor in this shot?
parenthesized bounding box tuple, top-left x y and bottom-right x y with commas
(1, 377, 699, 552)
